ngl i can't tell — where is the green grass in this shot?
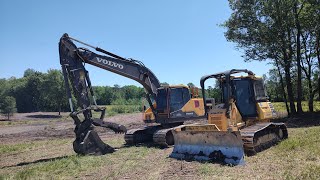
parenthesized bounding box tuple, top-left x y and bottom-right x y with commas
(7, 155, 105, 179)
(196, 126, 320, 179)
(1, 145, 158, 179)
(1, 127, 320, 179)
(272, 101, 320, 112)
(0, 139, 70, 154)
(91, 105, 141, 118)
(1, 109, 320, 179)
(275, 127, 320, 157)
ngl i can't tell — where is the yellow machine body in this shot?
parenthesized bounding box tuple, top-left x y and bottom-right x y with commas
(170, 69, 288, 165)
(181, 98, 205, 116)
(143, 85, 205, 124)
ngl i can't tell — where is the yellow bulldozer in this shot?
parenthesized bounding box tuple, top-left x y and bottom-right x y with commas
(170, 69, 288, 165)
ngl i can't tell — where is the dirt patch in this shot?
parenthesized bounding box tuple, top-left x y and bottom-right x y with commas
(0, 112, 70, 121)
(0, 112, 144, 145)
(25, 114, 62, 119)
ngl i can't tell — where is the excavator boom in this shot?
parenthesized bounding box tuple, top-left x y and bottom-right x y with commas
(59, 33, 162, 155)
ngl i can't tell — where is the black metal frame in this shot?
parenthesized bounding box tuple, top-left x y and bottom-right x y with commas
(200, 69, 254, 116)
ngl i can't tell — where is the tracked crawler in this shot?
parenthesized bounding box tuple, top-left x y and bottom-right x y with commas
(59, 34, 207, 154)
(170, 69, 288, 165)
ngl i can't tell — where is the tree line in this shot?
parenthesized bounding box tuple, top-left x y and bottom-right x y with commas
(0, 68, 218, 118)
(224, 0, 320, 115)
(0, 68, 145, 116)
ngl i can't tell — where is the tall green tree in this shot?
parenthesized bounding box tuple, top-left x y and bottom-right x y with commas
(187, 83, 195, 87)
(223, 0, 320, 115)
(40, 69, 68, 115)
(0, 96, 16, 120)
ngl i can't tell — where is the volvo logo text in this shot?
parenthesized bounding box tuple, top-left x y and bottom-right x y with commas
(96, 57, 124, 69)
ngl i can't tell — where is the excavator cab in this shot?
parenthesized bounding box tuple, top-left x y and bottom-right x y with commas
(155, 86, 190, 119)
(143, 85, 204, 124)
(155, 87, 190, 114)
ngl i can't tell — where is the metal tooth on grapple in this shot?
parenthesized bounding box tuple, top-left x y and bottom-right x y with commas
(170, 125, 245, 165)
(73, 130, 115, 155)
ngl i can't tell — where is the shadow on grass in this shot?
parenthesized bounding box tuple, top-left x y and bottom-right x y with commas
(26, 115, 62, 119)
(121, 142, 168, 150)
(1, 155, 71, 169)
(272, 112, 320, 128)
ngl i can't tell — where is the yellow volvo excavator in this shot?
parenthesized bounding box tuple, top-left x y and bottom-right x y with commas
(59, 34, 205, 155)
(170, 69, 288, 165)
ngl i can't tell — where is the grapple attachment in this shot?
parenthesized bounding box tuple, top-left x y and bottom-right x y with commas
(73, 130, 115, 155)
(70, 110, 127, 156)
(170, 124, 245, 165)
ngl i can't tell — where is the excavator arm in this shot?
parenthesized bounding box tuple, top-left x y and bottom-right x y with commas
(59, 33, 160, 155)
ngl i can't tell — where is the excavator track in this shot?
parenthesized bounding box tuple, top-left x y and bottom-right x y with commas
(240, 122, 288, 156)
(124, 127, 154, 145)
(153, 128, 174, 147)
(125, 125, 177, 147)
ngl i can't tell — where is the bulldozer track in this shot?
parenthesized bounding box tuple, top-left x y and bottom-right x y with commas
(240, 122, 288, 156)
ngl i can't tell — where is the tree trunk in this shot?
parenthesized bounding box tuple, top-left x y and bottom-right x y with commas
(276, 59, 290, 114)
(316, 35, 320, 100)
(294, 3, 303, 114)
(58, 103, 61, 116)
(286, 28, 296, 115)
(284, 62, 296, 115)
(308, 78, 314, 112)
(7, 113, 10, 121)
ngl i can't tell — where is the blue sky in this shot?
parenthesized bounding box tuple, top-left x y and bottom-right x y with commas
(0, 0, 272, 87)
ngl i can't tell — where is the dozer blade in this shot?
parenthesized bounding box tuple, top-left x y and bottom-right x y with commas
(73, 130, 115, 155)
(170, 125, 245, 165)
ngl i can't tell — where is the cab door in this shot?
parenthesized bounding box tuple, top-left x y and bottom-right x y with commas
(169, 87, 190, 114)
(232, 79, 257, 118)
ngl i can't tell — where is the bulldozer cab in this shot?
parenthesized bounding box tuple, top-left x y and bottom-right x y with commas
(155, 86, 191, 118)
(201, 69, 267, 119)
(231, 78, 257, 118)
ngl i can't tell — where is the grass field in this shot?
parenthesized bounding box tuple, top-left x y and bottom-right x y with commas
(1, 126, 319, 179)
(0, 103, 320, 179)
(272, 101, 320, 112)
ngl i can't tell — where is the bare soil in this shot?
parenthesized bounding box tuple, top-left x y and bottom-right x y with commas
(0, 112, 144, 144)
